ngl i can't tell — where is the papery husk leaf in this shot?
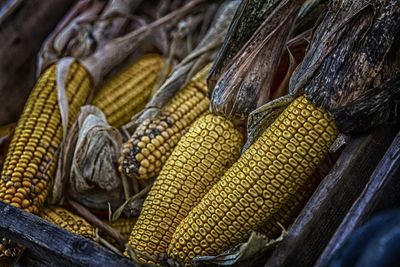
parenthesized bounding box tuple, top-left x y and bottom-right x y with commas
(38, 0, 106, 72)
(112, 184, 152, 221)
(122, 0, 240, 132)
(82, 0, 206, 86)
(208, 0, 281, 90)
(210, 0, 303, 127)
(192, 232, 285, 267)
(39, 0, 143, 72)
(245, 29, 312, 150)
(145, 0, 240, 110)
(290, 0, 400, 133)
(67, 106, 125, 210)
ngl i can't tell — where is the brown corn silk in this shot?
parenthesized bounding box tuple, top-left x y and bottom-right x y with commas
(168, 96, 338, 265)
(92, 54, 164, 128)
(0, 62, 92, 256)
(119, 66, 210, 180)
(40, 206, 95, 239)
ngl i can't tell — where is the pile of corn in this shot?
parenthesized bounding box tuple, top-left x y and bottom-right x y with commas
(1, 0, 398, 266)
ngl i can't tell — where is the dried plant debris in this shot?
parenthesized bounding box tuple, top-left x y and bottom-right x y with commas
(67, 106, 125, 210)
(143, 0, 240, 115)
(192, 232, 286, 267)
(210, 0, 304, 126)
(208, 0, 281, 89)
(39, 0, 142, 71)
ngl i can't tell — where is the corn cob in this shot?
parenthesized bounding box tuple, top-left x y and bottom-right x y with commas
(257, 171, 321, 237)
(107, 218, 137, 240)
(126, 114, 243, 261)
(40, 206, 95, 239)
(92, 54, 164, 128)
(119, 67, 210, 180)
(168, 96, 338, 265)
(0, 62, 91, 256)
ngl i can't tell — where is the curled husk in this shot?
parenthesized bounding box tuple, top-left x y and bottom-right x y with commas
(67, 106, 124, 210)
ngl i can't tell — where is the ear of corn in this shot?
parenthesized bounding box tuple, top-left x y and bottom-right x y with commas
(257, 171, 322, 237)
(92, 54, 164, 128)
(119, 67, 210, 180)
(0, 62, 92, 256)
(126, 114, 243, 261)
(168, 96, 338, 265)
(40, 207, 95, 239)
(107, 218, 137, 240)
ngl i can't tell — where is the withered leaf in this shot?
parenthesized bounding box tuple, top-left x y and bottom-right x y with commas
(67, 106, 125, 210)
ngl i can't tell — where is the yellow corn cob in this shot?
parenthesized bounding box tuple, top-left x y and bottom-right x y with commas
(0, 62, 91, 256)
(119, 67, 210, 180)
(92, 54, 164, 128)
(126, 114, 243, 261)
(168, 96, 339, 265)
(40, 206, 95, 239)
(107, 218, 137, 240)
(257, 171, 321, 237)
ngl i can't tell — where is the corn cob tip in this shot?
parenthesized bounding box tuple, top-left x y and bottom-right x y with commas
(119, 72, 210, 180)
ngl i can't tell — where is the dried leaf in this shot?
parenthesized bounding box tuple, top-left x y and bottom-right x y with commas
(82, 0, 206, 86)
(38, 0, 105, 72)
(290, 0, 400, 130)
(39, 0, 145, 72)
(56, 58, 75, 141)
(66, 106, 125, 210)
(0, 0, 24, 25)
(208, 0, 281, 89)
(145, 0, 240, 111)
(294, 0, 329, 34)
(193, 232, 286, 267)
(210, 0, 304, 126)
(112, 184, 152, 221)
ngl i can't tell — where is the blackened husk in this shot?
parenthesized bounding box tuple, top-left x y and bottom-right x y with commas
(290, 0, 400, 133)
(207, 0, 281, 90)
(210, 0, 304, 127)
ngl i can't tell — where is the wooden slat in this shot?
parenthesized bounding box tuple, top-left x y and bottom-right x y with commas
(0, 202, 137, 267)
(315, 128, 400, 266)
(263, 124, 400, 267)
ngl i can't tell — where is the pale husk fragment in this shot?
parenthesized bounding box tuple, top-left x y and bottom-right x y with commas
(192, 232, 286, 267)
(38, 0, 142, 72)
(67, 106, 125, 210)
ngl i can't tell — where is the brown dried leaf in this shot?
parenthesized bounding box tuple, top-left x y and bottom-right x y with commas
(210, 0, 304, 127)
(67, 106, 125, 210)
(208, 0, 281, 90)
(144, 0, 240, 111)
(192, 232, 286, 267)
(82, 0, 206, 86)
